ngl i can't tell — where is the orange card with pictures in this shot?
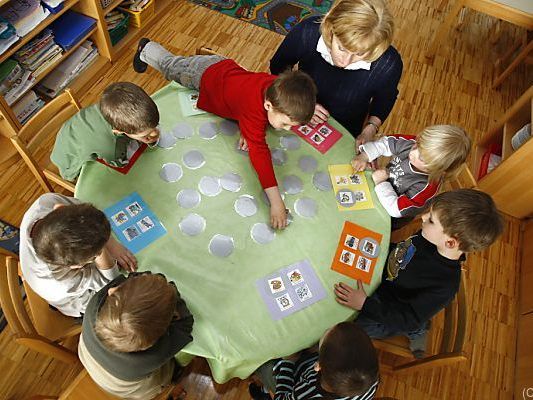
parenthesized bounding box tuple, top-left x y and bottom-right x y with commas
(331, 221, 383, 284)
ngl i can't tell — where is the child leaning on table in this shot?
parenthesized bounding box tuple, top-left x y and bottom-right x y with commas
(133, 39, 317, 230)
(351, 125, 471, 227)
(51, 82, 161, 181)
(334, 189, 503, 358)
(19, 193, 137, 318)
(79, 272, 194, 400)
(249, 321, 379, 400)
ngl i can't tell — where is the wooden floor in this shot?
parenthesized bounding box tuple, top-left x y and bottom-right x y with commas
(0, 0, 531, 398)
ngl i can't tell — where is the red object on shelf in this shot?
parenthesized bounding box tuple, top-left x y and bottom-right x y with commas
(478, 143, 502, 180)
(96, 143, 147, 174)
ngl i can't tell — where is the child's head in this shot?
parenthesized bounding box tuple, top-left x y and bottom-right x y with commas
(318, 321, 379, 397)
(32, 204, 110, 268)
(264, 70, 317, 131)
(421, 189, 504, 253)
(321, 0, 394, 66)
(412, 125, 471, 181)
(99, 82, 160, 144)
(95, 273, 178, 352)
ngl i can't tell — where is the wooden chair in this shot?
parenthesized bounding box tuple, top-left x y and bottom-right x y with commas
(493, 31, 533, 88)
(0, 256, 80, 364)
(444, 163, 477, 191)
(8, 89, 81, 193)
(28, 369, 187, 400)
(372, 270, 468, 374)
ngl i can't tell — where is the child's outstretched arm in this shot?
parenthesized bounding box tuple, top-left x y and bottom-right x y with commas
(265, 186, 288, 229)
(374, 179, 440, 218)
(352, 136, 393, 172)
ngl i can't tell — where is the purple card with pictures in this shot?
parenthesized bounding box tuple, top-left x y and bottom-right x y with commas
(256, 259, 327, 321)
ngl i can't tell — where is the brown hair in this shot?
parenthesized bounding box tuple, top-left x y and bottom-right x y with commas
(319, 322, 379, 397)
(416, 125, 472, 181)
(265, 70, 317, 124)
(99, 82, 159, 135)
(95, 273, 178, 352)
(430, 189, 504, 253)
(32, 204, 110, 267)
(321, 0, 394, 62)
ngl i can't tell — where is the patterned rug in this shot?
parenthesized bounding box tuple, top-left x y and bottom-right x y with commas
(189, 0, 332, 35)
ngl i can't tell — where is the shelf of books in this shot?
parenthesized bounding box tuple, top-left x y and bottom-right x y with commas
(474, 85, 533, 218)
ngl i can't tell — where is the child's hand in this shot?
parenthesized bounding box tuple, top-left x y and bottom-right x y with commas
(238, 136, 249, 151)
(351, 152, 369, 172)
(270, 203, 288, 230)
(309, 103, 329, 126)
(372, 168, 389, 184)
(105, 237, 137, 272)
(334, 281, 367, 310)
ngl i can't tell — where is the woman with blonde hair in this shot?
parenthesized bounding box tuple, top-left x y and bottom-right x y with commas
(270, 0, 403, 143)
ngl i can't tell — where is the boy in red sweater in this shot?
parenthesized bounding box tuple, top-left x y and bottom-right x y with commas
(133, 39, 317, 229)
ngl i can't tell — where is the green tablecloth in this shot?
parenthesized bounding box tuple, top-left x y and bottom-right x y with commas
(75, 82, 390, 383)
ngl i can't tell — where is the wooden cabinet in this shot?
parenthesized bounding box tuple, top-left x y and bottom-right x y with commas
(0, 0, 172, 165)
(474, 86, 533, 219)
(516, 218, 533, 399)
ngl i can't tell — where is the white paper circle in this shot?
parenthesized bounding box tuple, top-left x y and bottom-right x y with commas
(251, 223, 275, 244)
(220, 172, 243, 192)
(199, 121, 218, 140)
(179, 213, 206, 236)
(176, 189, 201, 208)
(220, 120, 239, 136)
(280, 135, 301, 150)
(271, 148, 287, 166)
(312, 171, 332, 191)
(209, 234, 234, 257)
(198, 176, 221, 196)
(159, 163, 183, 182)
(282, 175, 304, 195)
(294, 197, 317, 218)
(298, 155, 318, 173)
(157, 132, 177, 148)
(234, 195, 258, 217)
(172, 122, 194, 139)
(182, 150, 206, 169)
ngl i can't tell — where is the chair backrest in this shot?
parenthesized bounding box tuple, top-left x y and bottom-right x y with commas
(0, 256, 79, 364)
(372, 270, 468, 374)
(445, 163, 477, 191)
(9, 89, 81, 193)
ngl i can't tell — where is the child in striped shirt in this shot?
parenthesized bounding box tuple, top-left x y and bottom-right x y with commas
(250, 322, 379, 400)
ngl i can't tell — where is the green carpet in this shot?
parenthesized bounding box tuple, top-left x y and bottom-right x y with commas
(189, 0, 332, 34)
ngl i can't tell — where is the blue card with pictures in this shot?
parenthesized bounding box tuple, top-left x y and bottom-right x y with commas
(103, 192, 166, 254)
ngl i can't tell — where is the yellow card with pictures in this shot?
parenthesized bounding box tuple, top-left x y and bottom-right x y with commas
(327, 164, 374, 211)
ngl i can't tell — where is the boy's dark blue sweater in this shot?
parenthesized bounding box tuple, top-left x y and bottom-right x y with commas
(270, 16, 403, 136)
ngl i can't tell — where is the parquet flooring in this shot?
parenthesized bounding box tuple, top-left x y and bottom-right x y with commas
(0, 0, 530, 398)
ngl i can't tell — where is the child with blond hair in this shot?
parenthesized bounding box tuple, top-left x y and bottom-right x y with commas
(351, 125, 471, 222)
(79, 272, 193, 399)
(133, 39, 317, 229)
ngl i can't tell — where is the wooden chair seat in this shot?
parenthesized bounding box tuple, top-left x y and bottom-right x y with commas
(8, 89, 81, 193)
(372, 335, 413, 359)
(0, 256, 79, 365)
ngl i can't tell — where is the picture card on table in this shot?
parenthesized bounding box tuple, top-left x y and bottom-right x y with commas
(331, 221, 382, 284)
(256, 259, 326, 321)
(328, 164, 374, 211)
(177, 89, 207, 117)
(103, 192, 166, 253)
(291, 122, 342, 154)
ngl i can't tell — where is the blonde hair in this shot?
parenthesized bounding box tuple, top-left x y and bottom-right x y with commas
(320, 0, 393, 62)
(95, 273, 178, 353)
(416, 125, 471, 181)
(430, 189, 503, 253)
